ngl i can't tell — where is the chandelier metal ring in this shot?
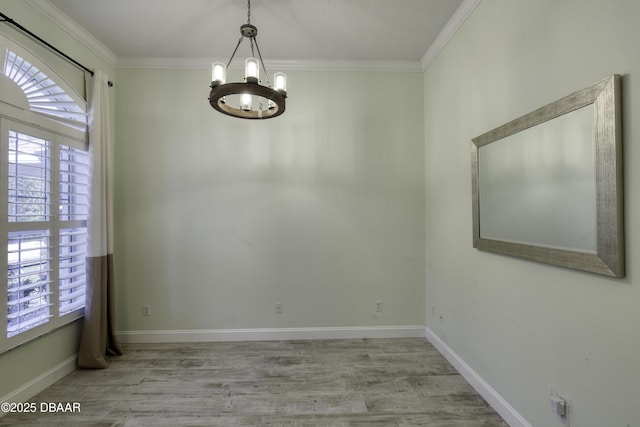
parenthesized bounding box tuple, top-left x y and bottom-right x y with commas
(209, 82, 286, 120)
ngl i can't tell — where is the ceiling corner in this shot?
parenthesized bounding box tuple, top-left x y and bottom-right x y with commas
(420, 0, 482, 71)
(26, 0, 118, 67)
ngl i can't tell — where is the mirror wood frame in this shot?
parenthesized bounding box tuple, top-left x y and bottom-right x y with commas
(471, 74, 624, 277)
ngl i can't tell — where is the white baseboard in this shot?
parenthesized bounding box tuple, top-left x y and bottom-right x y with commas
(425, 328, 531, 427)
(116, 325, 426, 343)
(0, 354, 77, 417)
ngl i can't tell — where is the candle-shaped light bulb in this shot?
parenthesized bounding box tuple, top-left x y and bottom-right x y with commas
(274, 72, 287, 93)
(245, 58, 259, 82)
(212, 62, 226, 84)
(240, 94, 252, 111)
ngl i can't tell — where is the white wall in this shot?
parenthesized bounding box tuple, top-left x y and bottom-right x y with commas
(114, 68, 425, 332)
(424, 1, 640, 426)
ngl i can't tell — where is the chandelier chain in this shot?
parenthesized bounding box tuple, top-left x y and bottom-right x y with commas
(247, 0, 251, 24)
(226, 36, 244, 69)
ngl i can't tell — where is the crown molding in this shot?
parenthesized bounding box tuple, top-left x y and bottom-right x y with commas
(421, 0, 482, 71)
(26, 0, 478, 74)
(117, 56, 423, 72)
(26, 0, 117, 67)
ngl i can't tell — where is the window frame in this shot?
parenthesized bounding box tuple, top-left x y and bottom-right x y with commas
(1, 112, 88, 354)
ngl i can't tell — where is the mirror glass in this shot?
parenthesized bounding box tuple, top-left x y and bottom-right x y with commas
(478, 104, 596, 252)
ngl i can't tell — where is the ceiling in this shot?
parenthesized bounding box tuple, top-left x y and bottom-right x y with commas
(40, 0, 467, 67)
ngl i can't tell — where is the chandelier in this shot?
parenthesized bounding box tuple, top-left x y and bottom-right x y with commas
(209, 0, 287, 120)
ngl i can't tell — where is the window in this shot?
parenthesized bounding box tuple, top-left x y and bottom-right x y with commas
(2, 122, 89, 351)
(1, 36, 88, 353)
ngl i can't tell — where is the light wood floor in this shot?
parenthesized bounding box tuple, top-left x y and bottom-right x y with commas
(1, 338, 508, 426)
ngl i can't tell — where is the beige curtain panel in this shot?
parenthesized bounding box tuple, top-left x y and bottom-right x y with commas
(77, 70, 122, 368)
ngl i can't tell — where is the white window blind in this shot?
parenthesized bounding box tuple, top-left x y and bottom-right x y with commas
(2, 50, 87, 131)
(8, 131, 51, 222)
(58, 144, 89, 317)
(59, 228, 86, 316)
(59, 145, 89, 222)
(7, 230, 52, 338)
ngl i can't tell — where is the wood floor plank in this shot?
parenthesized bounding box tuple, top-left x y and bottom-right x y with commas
(0, 338, 508, 426)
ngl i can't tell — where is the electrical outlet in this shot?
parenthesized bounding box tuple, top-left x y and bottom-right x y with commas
(550, 392, 570, 426)
(551, 395, 567, 417)
(375, 301, 383, 312)
(275, 303, 283, 314)
(142, 305, 151, 316)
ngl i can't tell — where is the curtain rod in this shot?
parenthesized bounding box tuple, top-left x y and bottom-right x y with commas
(1, 11, 113, 86)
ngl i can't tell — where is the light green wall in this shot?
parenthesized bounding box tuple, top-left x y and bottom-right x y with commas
(114, 68, 425, 331)
(424, 1, 640, 426)
(0, 323, 81, 398)
(0, 1, 115, 400)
